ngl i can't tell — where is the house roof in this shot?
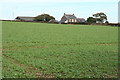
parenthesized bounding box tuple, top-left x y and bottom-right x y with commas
(77, 18, 85, 22)
(64, 14, 77, 19)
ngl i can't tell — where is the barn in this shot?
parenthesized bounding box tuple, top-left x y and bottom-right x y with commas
(15, 16, 35, 21)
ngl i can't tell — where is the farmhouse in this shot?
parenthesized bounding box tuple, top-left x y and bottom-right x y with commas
(15, 16, 35, 21)
(60, 13, 85, 23)
(60, 13, 78, 23)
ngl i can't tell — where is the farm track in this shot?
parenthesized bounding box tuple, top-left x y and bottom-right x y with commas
(3, 54, 55, 78)
(2, 42, 118, 51)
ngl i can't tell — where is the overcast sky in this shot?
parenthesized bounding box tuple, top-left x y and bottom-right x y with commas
(0, 0, 119, 23)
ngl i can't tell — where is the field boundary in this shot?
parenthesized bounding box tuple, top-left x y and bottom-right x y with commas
(2, 42, 118, 51)
(0, 21, 2, 79)
(1, 20, 119, 27)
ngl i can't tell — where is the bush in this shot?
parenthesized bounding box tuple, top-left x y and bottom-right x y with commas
(35, 14, 55, 22)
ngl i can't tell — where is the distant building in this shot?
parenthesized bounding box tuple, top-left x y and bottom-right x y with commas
(60, 13, 79, 23)
(60, 13, 85, 23)
(119, 1, 120, 23)
(15, 16, 35, 21)
(77, 18, 86, 23)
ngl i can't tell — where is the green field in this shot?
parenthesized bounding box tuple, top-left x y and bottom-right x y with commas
(2, 21, 118, 78)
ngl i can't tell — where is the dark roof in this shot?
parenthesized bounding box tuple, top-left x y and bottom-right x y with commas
(77, 18, 85, 22)
(64, 14, 77, 19)
(15, 16, 35, 21)
(16, 16, 35, 19)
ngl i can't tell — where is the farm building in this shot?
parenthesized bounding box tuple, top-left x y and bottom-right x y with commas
(60, 13, 85, 23)
(77, 18, 86, 23)
(15, 16, 35, 21)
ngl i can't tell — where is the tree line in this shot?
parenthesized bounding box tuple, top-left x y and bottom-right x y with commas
(35, 14, 55, 22)
(87, 12, 108, 24)
(35, 12, 108, 23)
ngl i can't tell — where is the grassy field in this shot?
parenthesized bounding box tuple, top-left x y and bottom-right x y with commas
(2, 21, 118, 78)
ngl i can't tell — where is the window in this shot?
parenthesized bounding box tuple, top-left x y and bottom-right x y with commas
(69, 19, 71, 22)
(75, 19, 77, 22)
(72, 19, 74, 22)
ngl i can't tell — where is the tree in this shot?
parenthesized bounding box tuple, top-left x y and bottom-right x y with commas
(105, 21, 109, 24)
(93, 12, 107, 23)
(87, 17, 96, 23)
(35, 14, 55, 22)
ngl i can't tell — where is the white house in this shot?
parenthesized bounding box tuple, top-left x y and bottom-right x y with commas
(60, 13, 79, 23)
(60, 13, 85, 23)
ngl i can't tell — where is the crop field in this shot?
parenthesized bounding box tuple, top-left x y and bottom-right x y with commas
(2, 21, 118, 78)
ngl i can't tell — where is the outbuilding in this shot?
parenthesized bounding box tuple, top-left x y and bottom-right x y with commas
(15, 16, 35, 21)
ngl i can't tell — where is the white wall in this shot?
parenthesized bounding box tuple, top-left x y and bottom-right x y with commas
(65, 20, 68, 23)
(72, 19, 74, 22)
(75, 19, 77, 22)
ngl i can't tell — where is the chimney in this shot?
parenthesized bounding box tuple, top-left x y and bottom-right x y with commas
(73, 13, 74, 15)
(64, 13, 65, 15)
